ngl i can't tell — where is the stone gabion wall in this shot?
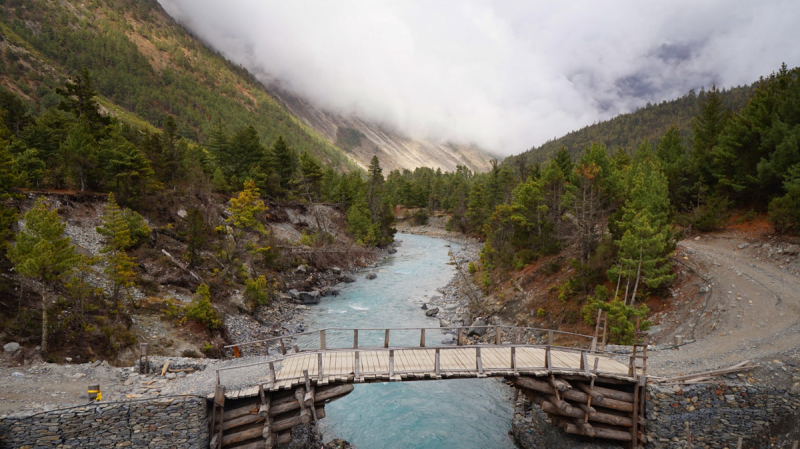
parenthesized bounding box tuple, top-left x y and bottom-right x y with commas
(0, 396, 208, 448)
(646, 382, 800, 448)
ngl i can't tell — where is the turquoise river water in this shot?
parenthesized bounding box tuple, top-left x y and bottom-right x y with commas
(298, 233, 516, 449)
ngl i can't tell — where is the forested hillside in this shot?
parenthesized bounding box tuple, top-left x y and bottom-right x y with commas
(0, 0, 359, 171)
(388, 64, 800, 342)
(508, 82, 756, 165)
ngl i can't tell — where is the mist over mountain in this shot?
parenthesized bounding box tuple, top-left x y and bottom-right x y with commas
(159, 0, 800, 156)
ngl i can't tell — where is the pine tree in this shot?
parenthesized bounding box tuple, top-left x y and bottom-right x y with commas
(367, 155, 384, 220)
(104, 131, 158, 205)
(609, 154, 674, 304)
(690, 85, 729, 189)
(656, 126, 692, 208)
(298, 151, 323, 200)
(553, 147, 573, 177)
(56, 68, 110, 133)
(60, 119, 97, 192)
(270, 135, 297, 191)
(97, 193, 137, 310)
(8, 198, 79, 353)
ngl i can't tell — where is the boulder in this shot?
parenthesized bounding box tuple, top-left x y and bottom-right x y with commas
(421, 303, 428, 310)
(288, 289, 300, 300)
(341, 273, 356, 283)
(327, 288, 340, 297)
(295, 264, 307, 274)
(3, 342, 20, 353)
(387, 248, 397, 254)
(467, 318, 488, 337)
(299, 291, 321, 305)
(331, 266, 342, 274)
(425, 307, 440, 317)
(366, 272, 377, 280)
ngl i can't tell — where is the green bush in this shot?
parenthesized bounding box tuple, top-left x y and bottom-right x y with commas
(245, 275, 270, 306)
(412, 208, 429, 225)
(122, 209, 152, 249)
(185, 283, 222, 330)
(468, 262, 477, 274)
(581, 286, 650, 345)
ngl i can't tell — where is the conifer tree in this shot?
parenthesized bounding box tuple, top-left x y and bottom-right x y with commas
(298, 151, 323, 200)
(270, 135, 297, 190)
(553, 147, 573, 177)
(60, 119, 97, 192)
(97, 193, 137, 310)
(56, 68, 111, 133)
(690, 85, 729, 189)
(8, 198, 79, 353)
(609, 152, 674, 304)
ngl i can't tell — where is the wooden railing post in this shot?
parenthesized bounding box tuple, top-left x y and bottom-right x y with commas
(384, 329, 390, 348)
(420, 328, 426, 347)
(320, 330, 326, 350)
(476, 347, 483, 374)
(354, 351, 360, 380)
(495, 326, 502, 345)
(317, 353, 324, 380)
(457, 328, 464, 346)
(590, 336, 597, 353)
(545, 346, 552, 372)
(548, 330, 553, 346)
(279, 338, 287, 355)
(269, 361, 276, 385)
(511, 346, 517, 373)
(435, 348, 441, 376)
(353, 329, 358, 349)
(389, 349, 395, 378)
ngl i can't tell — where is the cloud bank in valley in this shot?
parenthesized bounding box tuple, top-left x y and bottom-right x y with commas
(158, 0, 800, 156)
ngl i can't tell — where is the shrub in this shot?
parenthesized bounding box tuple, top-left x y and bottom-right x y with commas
(122, 209, 152, 249)
(245, 275, 270, 306)
(185, 283, 222, 330)
(581, 286, 649, 344)
(412, 208, 429, 226)
(539, 260, 560, 275)
(468, 262, 477, 274)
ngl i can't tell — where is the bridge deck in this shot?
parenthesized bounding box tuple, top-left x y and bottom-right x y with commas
(221, 346, 634, 400)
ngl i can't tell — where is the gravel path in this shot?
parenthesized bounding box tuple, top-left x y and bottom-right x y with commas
(647, 234, 800, 376)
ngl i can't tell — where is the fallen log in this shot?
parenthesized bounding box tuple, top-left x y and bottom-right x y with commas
(513, 377, 633, 412)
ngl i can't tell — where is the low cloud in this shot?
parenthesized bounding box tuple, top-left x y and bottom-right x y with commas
(158, 0, 800, 156)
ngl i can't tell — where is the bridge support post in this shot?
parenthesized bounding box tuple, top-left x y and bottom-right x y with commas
(389, 350, 395, 379)
(353, 329, 358, 348)
(269, 362, 276, 385)
(384, 329, 390, 348)
(354, 351, 360, 381)
(318, 353, 323, 381)
(319, 330, 326, 350)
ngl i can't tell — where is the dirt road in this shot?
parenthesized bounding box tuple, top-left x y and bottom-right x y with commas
(648, 232, 800, 376)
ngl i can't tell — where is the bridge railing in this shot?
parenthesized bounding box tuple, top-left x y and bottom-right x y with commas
(222, 325, 598, 358)
(213, 326, 632, 389)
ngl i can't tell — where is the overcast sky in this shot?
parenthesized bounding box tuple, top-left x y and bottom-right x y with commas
(158, 0, 800, 156)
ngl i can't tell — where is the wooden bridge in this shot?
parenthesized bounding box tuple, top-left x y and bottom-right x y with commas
(208, 324, 648, 449)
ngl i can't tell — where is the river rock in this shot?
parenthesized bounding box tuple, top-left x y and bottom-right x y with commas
(387, 248, 397, 254)
(295, 264, 307, 274)
(421, 303, 428, 310)
(425, 307, 440, 317)
(3, 342, 20, 353)
(366, 272, 377, 280)
(288, 289, 300, 300)
(468, 318, 488, 337)
(341, 273, 356, 283)
(331, 266, 342, 275)
(299, 291, 321, 305)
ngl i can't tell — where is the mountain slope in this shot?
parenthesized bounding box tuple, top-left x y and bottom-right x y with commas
(0, 0, 360, 171)
(267, 85, 495, 173)
(513, 83, 756, 164)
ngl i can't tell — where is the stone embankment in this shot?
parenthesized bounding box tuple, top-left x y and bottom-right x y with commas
(0, 396, 207, 448)
(512, 380, 800, 449)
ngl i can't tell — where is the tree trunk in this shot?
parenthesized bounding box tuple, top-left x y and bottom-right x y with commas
(630, 243, 644, 305)
(79, 166, 85, 192)
(41, 281, 48, 354)
(613, 271, 622, 299)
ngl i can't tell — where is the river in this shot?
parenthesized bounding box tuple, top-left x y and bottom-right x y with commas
(298, 233, 516, 449)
